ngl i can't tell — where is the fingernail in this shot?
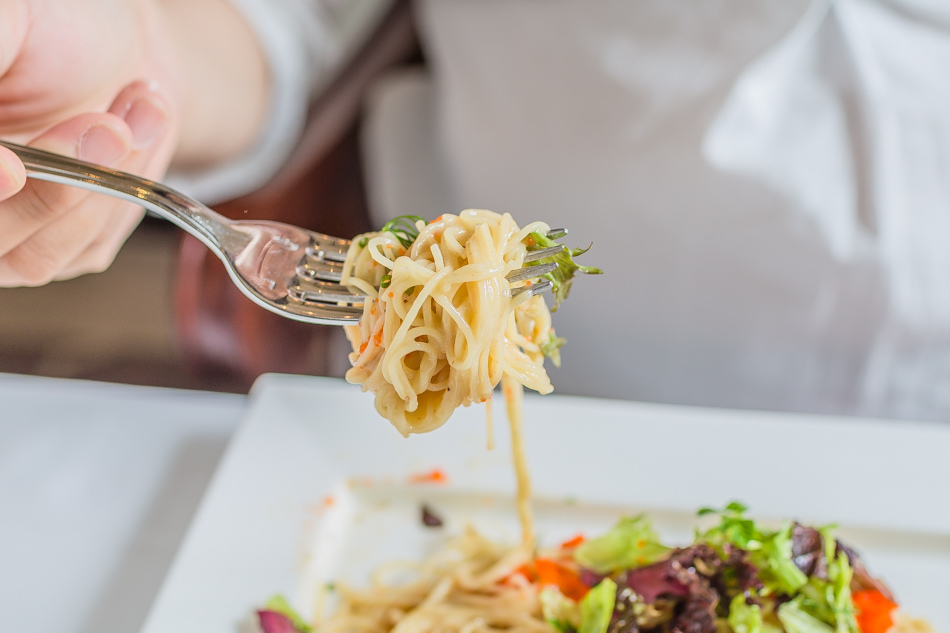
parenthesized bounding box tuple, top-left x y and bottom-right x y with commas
(123, 92, 169, 150)
(79, 123, 128, 165)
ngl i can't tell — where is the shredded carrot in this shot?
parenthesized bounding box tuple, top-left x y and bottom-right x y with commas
(501, 563, 535, 586)
(373, 330, 383, 346)
(321, 495, 336, 509)
(534, 558, 590, 601)
(559, 534, 586, 549)
(853, 589, 898, 633)
(359, 341, 368, 354)
(526, 236, 536, 247)
(388, 291, 394, 298)
(409, 468, 448, 484)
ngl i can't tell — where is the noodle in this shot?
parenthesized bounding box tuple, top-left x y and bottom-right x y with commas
(323, 529, 544, 633)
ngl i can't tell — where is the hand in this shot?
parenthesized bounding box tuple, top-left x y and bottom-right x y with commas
(0, 0, 267, 286)
(0, 81, 174, 285)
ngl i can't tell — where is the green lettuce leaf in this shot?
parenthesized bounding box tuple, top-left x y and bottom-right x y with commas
(698, 504, 807, 596)
(729, 594, 764, 633)
(263, 595, 313, 633)
(758, 524, 809, 595)
(827, 551, 859, 633)
(778, 598, 836, 633)
(574, 516, 670, 573)
(540, 586, 581, 633)
(579, 578, 617, 633)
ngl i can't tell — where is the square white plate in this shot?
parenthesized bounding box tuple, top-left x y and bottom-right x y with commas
(141, 374, 950, 633)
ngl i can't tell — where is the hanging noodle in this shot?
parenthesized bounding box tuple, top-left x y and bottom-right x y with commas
(326, 210, 557, 633)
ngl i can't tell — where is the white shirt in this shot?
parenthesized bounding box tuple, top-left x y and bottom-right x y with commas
(362, 0, 950, 421)
(199, 0, 950, 422)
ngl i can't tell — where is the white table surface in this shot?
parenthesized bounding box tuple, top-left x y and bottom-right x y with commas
(0, 373, 245, 633)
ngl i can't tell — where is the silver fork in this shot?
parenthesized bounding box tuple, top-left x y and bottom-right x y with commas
(2, 140, 564, 326)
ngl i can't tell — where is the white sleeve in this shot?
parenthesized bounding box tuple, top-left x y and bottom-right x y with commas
(166, 0, 392, 204)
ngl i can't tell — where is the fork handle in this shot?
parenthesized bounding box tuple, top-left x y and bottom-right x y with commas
(0, 140, 241, 257)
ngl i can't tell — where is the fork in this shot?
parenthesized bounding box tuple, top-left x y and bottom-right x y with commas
(1, 140, 564, 325)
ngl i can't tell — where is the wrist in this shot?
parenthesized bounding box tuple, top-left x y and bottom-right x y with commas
(159, 0, 269, 171)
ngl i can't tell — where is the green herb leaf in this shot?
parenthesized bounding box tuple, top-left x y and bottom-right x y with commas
(380, 215, 426, 249)
(579, 578, 617, 633)
(540, 331, 567, 367)
(380, 273, 392, 289)
(525, 231, 603, 311)
(574, 515, 670, 573)
(358, 236, 369, 248)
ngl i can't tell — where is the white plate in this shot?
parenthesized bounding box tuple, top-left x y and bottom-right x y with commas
(141, 374, 950, 633)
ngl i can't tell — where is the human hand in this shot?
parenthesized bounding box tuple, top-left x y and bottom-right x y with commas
(0, 81, 175, 285)
(0, 0, 180, 285)
(0, 0, 267, 286)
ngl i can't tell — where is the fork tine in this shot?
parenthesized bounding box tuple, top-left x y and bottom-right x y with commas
(298, 259, 343, 282)
(545, 228, 567, 240)
(506, 262, 557, 284)
(524, 245, 564, 262)
(307, 236, 349, 263)
(288, 278, 364, 305)
(511, 278, 552, 298)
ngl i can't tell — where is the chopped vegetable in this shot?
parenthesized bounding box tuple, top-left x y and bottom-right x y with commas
(258, 595, 311, 633)
(525, 231, 602, 310)
(579, 578, 617, 633)
(381, 215, 426, 248)
(535, 557, 590, 601)
(540, 586, 581, 633)
(421, 504, 444, 527)
(574, 515, 669, 573)
(729, 594, 766, 633)
(560, 534, 586, 549)
(778, 598, 836, 633)
(852, 590, 898, 633)
(540, 331, 567, 367)
(409, 468, 448, 484)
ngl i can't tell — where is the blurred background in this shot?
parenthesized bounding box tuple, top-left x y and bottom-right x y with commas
(0, 218, 253, 391)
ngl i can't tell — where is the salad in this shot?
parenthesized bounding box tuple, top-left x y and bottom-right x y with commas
(256, 503, 932, 633)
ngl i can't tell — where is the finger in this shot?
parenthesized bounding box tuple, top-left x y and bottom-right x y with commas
(108, 80, 174, 155)
(0, 145, 26, 202)
(53, 205, 145, 281)
(0, 113, 132, 258)
(0, 201, 122, 286)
